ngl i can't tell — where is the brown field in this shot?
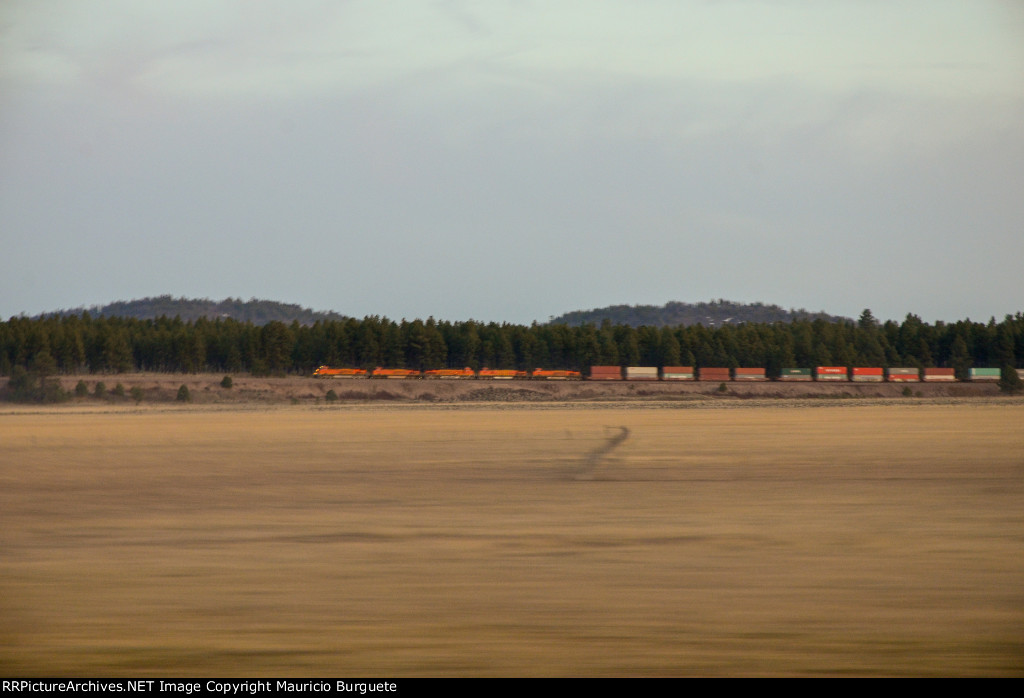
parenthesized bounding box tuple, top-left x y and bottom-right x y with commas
(1, 402, 1022, 676)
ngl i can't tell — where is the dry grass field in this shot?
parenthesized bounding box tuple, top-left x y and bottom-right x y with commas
(2, 402, 1022, 676)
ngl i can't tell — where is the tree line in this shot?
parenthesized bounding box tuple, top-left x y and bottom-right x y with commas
(2, 310, 1022, 381)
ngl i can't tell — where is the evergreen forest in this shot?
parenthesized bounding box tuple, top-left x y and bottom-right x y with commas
(2, 310, 1022, 383)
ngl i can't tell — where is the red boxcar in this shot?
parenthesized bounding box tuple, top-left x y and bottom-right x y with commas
(699, 367, 731, 382)
(922, 368, 955, 381)
(851, 367, 883, 382)
(815, 366, 848, 381)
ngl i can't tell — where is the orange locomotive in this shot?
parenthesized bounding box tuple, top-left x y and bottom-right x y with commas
(478, 368, 528, 380)
(312, 366, 367, 378)
(423, 368, 476, 379)
(530, 368, 582, 380)
(371, 367, 422, 379)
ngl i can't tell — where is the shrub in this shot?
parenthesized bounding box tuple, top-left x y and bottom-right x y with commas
(7, 366, 31, 395)
(113, 383, 126, 398)
(902, 386, 913, 397)
(998, 366, 1023, 394)
(325, 389, 338, 402)
(94, 382, 107, 399)
(75, 380, 89, 398)
(4, 366, 66, 403)
(176, 385, 191, 402)
(41, 380, 68, 403)
(221, 375, 233, 389)
(718, 382, 728, 393)
(130, 386, 144, 403)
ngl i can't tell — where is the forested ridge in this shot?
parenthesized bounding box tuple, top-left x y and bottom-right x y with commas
(44, 295, 346, 325)
(46, 296, 840, 328)
(549, 299, 846, 327)
(3, 310, 1022, 385)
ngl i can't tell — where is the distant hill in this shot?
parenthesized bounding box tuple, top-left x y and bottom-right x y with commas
(42, 296, 847, 328)
(47, 296, 348, 325)
(548, 299, 849, 327)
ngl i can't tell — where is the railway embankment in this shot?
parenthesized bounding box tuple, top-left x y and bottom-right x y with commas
(26, 372, 1006, 406)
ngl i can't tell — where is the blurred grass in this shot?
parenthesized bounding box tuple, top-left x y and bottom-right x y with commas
(2, 404, 1022, 676)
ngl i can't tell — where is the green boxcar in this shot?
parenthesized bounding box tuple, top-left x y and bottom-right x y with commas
(968, 368, 1001, 381)
(780, 368, 812, 381)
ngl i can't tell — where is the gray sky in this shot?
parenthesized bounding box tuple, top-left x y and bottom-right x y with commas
(2, 0, 1022, 324)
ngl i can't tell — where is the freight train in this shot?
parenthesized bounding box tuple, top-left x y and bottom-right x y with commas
(313, 365, 1010, 382)
(584, 366, 997, 382)
(313, 366, 581, 380)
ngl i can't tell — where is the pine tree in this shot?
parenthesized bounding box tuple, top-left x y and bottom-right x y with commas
(945, 328, 973, 378)
(103, 331, 134, 373)
(659, 326, 681, 367)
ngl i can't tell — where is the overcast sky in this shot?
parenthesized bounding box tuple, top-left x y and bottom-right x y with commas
(2, 1, 1022, 324)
